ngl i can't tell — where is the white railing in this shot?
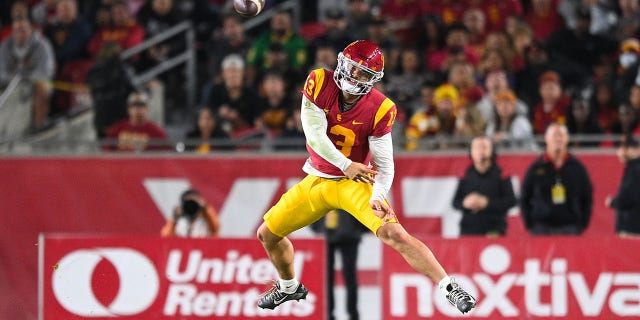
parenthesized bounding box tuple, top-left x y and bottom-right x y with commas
(0, 74, 22, 111)
(121, 21, 196, 110)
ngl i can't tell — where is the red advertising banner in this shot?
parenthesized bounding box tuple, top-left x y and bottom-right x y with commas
(39, 235, 325, 320)
(0, 153, 626, 318)
(382, 237, 640, 319)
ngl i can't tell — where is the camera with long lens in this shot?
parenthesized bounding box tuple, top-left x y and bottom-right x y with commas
(181, 199, 202, 221)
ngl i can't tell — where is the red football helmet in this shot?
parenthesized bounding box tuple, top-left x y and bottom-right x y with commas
(334, 40, 385, 95)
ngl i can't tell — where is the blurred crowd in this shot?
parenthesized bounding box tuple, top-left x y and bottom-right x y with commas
(2, 0, 640, 152)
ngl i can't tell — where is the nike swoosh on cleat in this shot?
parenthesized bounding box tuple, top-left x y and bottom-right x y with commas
(274, 296, 288, 305)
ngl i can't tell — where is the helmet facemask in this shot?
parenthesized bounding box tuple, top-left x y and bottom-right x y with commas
(334, 52, 384, 95)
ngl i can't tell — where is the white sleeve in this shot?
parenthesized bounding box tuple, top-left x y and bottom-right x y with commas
(369, 133, 394, 202)
(300, 95, 353, 172)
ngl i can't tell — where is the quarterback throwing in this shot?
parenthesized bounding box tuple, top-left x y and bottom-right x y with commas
(256, 40, 477, 314)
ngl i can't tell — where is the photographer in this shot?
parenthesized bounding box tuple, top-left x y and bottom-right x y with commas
(160, 189, 220, 238)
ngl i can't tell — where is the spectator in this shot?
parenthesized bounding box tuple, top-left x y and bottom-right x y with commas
(311, 41, 338, 70)
(629, 84, 640, 120)
(136, 0, 186, 117)
(426, 23, 480, 77)
(311, 209, 368, 320)
(461, 7, 487, 57)
(593, 81, 619, 133)
(469, 0, 523, 32)
(44, 0, 92, 72)
(520, 123, 593, 235)
(86, 42, 135, 138)
(344, 0, 372, 40)
(161, 189, 220, 237)
(453, 103, 486, 142)
(418, 14, 446, 57)
(486, 89, 535, 150)
(205, 13, 252, 86)
(566, 85, 604, 146)
(0, 1, 30, 43)
(257, 71, 294, 138)
(452, 136, 516, 236)
(422, 0, 467, 27)
(477, 69, 528, 124)
(614, 0, 640, 41)
(0, 16, 55, 131)
(385, 47, 425, 117)
(206, 54, 261, 138)
(545, 6, 618, 79)
(104, 91, 169, 151)
(258, 42, 305, 94)
(514, 41, 586, 110)
(246, 10, 307, 86)
(532, 71, 570, 134)
(309, 8, 354, 54)
(172, 0, 216, 46)
(275, 107, 306, 151)
(523, 0, 565, 42)
(509, 22, 533, 73)
(447, 61, 484, 108)
(379, 0, 423, 47)
(136, 0, 184, 68)
(610, 103, 640, 135)
(614, 38, 640, 104)
(31, 0, 58, 27)
(185, 107, 232, 153)
(558, 0, 618, 36)
(605, 133, 640, 237)
(365, 15, 400, 73)
(482, 32, 514, 71)
(405, 84, 459, 150)
(87, 0, 145, 57)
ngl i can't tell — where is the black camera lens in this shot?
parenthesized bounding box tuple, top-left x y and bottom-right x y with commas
(182, 199, 201, 219)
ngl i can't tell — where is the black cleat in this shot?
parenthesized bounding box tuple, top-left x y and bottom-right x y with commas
(445, 278, 476, 314)
(258, 282, 309, 310)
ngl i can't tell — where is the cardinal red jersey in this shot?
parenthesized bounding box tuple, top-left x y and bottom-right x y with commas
(301, 68, 398, 176)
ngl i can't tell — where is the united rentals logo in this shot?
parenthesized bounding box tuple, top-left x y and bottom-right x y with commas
(45, 241, 321, 319)
(52, 248, 159, 317)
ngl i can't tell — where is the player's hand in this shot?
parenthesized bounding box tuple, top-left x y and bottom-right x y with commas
(344, 162, 377, 184)
(371, 199, 396, 223)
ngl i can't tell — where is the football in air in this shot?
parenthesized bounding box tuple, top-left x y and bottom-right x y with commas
(233, 0, 265, 17)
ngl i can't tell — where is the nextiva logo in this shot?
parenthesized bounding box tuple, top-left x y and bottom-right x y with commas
(52, 248, 159, 317)
(390, 244, 640, 317)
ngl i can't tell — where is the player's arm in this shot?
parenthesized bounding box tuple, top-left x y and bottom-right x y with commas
(369, 133, 394, 202)
(300, 95, 353, 172)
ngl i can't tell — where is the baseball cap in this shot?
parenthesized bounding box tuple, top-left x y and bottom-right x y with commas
(127, 91, 149, 106)
(221, 54, 245, 69)
(433, 84, 459, 103)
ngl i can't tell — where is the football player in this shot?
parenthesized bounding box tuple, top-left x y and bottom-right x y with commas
(256, 40, 476, 314)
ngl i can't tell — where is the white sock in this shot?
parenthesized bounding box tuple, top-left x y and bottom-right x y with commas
(279, 278, 299, 294)
(438, 276, 452, 295)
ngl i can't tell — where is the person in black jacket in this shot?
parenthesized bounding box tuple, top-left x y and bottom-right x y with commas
(452, 136, 516, 236)
(520, 123, 594, 235)
(311, 209, 368, 320)
(606, 134, 640, 237)
(86, 42, 135, 138)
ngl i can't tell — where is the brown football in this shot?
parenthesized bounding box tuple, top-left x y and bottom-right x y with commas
(233, 0, 265, 17)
